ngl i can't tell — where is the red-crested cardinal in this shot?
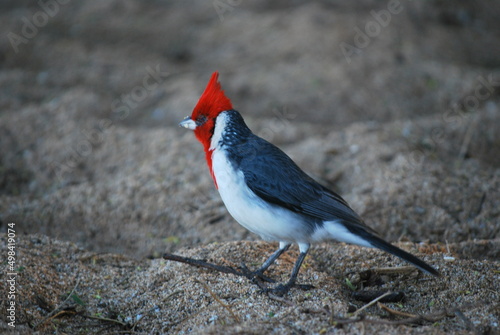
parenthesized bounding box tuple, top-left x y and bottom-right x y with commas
(180, 72, 439, 295)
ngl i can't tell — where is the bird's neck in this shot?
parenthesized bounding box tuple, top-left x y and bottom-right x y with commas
(210, 110, 251, 150)
(205, 110, 251, 188)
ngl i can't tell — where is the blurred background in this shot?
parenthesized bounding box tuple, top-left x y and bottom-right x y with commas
(1, 0, 499, 259)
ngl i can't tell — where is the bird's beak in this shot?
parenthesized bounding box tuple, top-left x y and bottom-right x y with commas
(179, 116, 197, 130)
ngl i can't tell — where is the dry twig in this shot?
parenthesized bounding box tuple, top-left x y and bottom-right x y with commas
(164, 252, 306, 292)
(377, 302, 418, 318)
(369, 266, 417, 276)
(331, 301, 483, 328)
(353, 291, 392, 316)
(33, 278, 81, 329)
(195, 279, 241, 323)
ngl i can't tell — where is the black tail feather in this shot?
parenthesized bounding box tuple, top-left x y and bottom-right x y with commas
(348, 226, 440, 276)
(369, 234, 440, 276)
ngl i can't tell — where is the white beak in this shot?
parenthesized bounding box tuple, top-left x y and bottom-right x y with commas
(179, 116, 197, 130)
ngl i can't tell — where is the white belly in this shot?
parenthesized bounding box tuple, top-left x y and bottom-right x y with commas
(211, 149, 312, 243)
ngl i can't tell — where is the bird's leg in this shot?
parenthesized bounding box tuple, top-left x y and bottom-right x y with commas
(253, 242, 291, 277)
(240, 242, 291, 283)
(268, 243, 314, 296)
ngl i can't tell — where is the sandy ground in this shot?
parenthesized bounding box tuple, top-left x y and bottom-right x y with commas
(0, 1, 499, 334)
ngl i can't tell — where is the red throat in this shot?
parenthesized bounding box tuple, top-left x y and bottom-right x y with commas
(191, 72, 233, 188)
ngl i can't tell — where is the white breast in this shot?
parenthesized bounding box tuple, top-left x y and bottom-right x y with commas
(211, 148, 313, 243)
(209, 112, 312, 243)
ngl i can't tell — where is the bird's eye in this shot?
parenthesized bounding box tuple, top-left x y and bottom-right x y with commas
(196, 115, 207, 126)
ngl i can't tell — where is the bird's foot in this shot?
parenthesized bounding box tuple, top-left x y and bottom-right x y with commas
(263, 283, 314, 296)
(294, 283, 315, 291)
(239, 263, 276, 283)
(264, 283, 292, 296)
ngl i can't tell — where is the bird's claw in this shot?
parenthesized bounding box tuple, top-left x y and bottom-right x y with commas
(262, 283, 315, 296)
(263, 284, 292, 296)
(295, 283, 315, 291)
(238, 263, 314, 295)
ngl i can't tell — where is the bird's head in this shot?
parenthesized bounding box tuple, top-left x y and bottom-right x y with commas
(179, 72, 233, 152)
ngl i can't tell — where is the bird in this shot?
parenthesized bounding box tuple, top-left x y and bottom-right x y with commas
(179, 71, 440, 295)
